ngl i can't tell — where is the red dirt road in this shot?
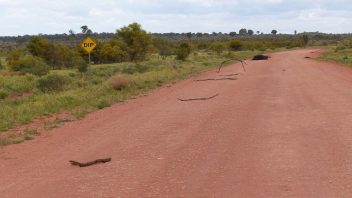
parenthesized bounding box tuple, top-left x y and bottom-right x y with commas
(2, 49, 352, 197)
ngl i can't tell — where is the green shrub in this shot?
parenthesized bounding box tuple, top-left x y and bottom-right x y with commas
(24, 135, 33, 141)
(0, 90, 8, 100)
(0, 60, 3, 70)
(335, 45, 347, 52)
(6, 48, 24, 68)
(229, 40, 243, 51)
(9, 56, 49, 76)
(223, 51, 240, 59)
(74, 57, 88, 73)
(176, 43, 191, 61)
(210, 43, 225, 55)
(37, 74, 67, 92)
(97, 100, 110, 109)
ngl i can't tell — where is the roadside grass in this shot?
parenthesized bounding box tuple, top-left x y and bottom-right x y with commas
(320, 47, 352, 67)
(0, 51, 262, 145)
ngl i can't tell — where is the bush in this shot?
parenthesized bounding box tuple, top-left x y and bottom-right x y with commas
(229, 40, 243, 51)
(210, 43, 225, 55)
(109, 75, 135, 90)
(74, 57, 88, 73)
(0, 90, 8, 100)
(176, 43, 191, 61)
(9, 56, 49, 76)
(6, 48, 24, 68)
(223, 51, 238, 59)
(335, 45, 347, 52)
(37, 74, 67, 92)
(0, 60, 3, 70)
(97, 100, 110, 109)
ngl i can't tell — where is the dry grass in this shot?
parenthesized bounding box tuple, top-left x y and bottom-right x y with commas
(109, 75, 135, 90)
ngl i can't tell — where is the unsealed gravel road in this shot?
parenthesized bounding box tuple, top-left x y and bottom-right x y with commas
(1, 49, 352, 197)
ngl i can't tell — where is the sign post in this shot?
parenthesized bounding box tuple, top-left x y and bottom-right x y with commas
(81, 37, 97, 81)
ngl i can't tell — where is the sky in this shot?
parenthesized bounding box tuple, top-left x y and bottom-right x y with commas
(0, 0, 351, 36)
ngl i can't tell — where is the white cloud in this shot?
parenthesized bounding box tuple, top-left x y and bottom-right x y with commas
(0, 0, 351, 36)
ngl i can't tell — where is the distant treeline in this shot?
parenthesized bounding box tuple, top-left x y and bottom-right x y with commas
(1, 31, 352, 50)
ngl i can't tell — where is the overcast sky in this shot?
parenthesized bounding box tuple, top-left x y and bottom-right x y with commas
(0, 0, 351, 36)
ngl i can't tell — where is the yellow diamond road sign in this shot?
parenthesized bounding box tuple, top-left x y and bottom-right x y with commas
(81, 37, 96, 53)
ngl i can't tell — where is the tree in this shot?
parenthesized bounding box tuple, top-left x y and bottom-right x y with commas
(229, 32, 237, 37)
(116, 23, 152, 62)
(271, 30, 278, 35)
(81, 25, 92, 35)
(81, 25, 88, 34)
(68, 29, 75, 36)
(248, 29, 254, 35)
(239, 28, 247, 35)
(86, 29, 93, 35)
(256, 31, 260, 35)
(196, 32, 203, 37)
(294, 30, 297, 35)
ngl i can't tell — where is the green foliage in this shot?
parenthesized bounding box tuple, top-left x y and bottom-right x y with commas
(98, 39, 128, 63)
(97, 100, 110, 109)
(0, 51, 260, 139)
(116, 23, 153, 62)
(197, 42, 210, 50)
(335, 45, 347, 52)
(27, 36, 50, 58)
(81, 25, 93, 35)
(176, 43, 191, 61)
(6, 48, 24, 68)
(321, 48, 352, 67)
(9, 55, 49, 76)
(37, 74, 67, 92)
(248, 30, 254, 35)
(74, 56, 88, 73)
(0, 59, 3, 70)
(0, 74, 36, 97)
(229, 40, 243, 51)
(229, 32, 237, 37)
(239, 28, 247, 35)
(24, 135, 33, 141)
(271, 30, 278, 35)
(153, 37, 174, 59)
(0, 89, 8, 100)
(27, 36, 79, 69)
(210, 43, 225, 55)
